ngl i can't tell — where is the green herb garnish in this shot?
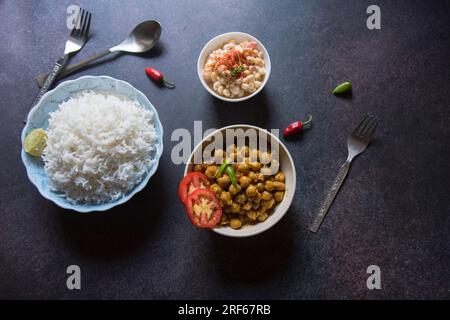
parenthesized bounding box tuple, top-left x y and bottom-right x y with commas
(230, 65, 244, 77)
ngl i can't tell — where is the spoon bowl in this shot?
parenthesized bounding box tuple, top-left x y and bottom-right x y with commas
(111, 20, 162, 53)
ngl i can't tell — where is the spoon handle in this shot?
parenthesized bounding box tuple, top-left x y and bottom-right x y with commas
(36, 49, 112, 87)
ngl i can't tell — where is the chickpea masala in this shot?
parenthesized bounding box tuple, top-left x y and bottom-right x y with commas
(179, 144, 286, 230)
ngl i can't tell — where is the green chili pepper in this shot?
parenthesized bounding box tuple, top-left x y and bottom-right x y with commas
(230, 65, 244, 77)
(332, 81, 352, 94)
(225, 165, 238, 188)
(215, 158, 231, 178)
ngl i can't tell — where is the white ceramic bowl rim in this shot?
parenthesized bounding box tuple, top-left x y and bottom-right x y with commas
(184, 124, 296, 237)
(197, 32, 271, 103)
(21, 75, 164, 213)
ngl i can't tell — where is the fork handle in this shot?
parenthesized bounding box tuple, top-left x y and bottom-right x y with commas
(36, 50, 112, 87)
(25, 55, 69, 123)
(33, 55, 69, 105)
(310, 160, 351, 233)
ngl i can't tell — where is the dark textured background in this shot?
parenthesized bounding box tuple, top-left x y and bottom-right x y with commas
(1, 0, 449, 299)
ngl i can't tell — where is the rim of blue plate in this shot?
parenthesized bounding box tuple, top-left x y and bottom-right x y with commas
(21, 75, 164, 213)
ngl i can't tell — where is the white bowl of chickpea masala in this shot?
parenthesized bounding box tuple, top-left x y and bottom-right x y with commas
(179, 125, 295, 237)
(198, 32, 271, 102)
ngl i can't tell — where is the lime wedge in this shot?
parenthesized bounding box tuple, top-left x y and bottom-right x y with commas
(23, 128, 47, 157)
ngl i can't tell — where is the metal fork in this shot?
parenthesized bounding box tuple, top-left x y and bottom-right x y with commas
(25, 8, 91, 122)
(310, 113, 379, 233)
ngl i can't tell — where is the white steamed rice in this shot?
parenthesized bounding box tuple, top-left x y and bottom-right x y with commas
(43, 91, 157, 203)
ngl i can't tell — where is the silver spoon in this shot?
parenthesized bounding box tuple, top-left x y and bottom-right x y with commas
(36, 20, 162, 87)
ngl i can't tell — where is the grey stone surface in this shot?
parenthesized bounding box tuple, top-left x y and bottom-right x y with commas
(0, 0, 449, 299)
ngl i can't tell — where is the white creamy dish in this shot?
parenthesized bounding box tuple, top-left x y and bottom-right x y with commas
(203, 40, 266, 98)
(43, 91, 157, 203)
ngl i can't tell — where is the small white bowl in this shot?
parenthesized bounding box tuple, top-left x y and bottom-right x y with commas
(197, 32, 271, 102)
(184, 125, 296, 237)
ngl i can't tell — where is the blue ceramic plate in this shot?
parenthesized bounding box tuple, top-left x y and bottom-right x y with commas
(21, 76, 164, 213)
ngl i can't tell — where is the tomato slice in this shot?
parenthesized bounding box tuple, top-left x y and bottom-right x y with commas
(178, 172, 210, 204)
(184, 189, 222, 228)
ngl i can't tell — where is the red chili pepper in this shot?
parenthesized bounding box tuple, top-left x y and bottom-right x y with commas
(283, 114, 313, 137)
(145, 67, 176, 89)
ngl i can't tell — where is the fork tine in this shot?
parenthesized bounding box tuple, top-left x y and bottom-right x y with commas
(72, 9, 82, 37)
(363, 117, 379, 139)
(82, 12, 91, 38)
(69, 9, 81, 36)
(360, 116, 375, 135)
(354, 114, 370, 135)
(79, 10, 86, 31)
(77, 9, 83, 29)
(359, 114, 375, 135)
(77, 9, 86, 35)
